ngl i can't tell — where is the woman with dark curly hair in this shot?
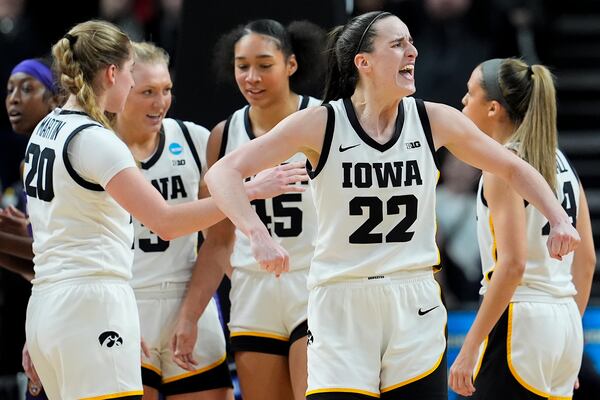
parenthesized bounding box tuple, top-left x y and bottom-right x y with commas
(171, 19, 325, 400)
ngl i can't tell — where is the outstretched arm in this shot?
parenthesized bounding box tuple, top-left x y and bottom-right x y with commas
(205, 107, 327, 275)
(428, 102, 579, 259)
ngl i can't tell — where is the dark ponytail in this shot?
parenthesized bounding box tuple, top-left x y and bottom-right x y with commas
(322, 11, 394, 102)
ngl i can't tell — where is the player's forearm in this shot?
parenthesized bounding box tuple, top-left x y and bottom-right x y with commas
(154, 199, 226, 241)
(0, 232, 34, 259)
(178, 243, 232, 322)
(504, 158, 569, 227)
(0, 252, 34, 280)
(572, 260, 595, 316)
(205, 167, 266, 238)
(463, 260, 524, 349)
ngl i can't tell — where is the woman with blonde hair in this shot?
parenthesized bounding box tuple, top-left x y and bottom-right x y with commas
(449, 58, 595, 399)
(23, 21, 306, 400)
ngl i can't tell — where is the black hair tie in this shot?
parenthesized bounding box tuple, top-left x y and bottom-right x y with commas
(64, 33, 78, 48)
(528, 65, 534, 78)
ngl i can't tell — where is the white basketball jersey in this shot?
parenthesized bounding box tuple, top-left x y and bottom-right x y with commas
(307, 97, 440, 289)
(477, 149, 579, 300)
(220, 95, 319, 271)
(25, 109, 136, 285)
(130, 118, 209, 289)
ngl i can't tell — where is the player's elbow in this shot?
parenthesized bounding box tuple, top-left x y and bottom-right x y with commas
(146, 216, 178, 241)
(503, 257, 526, 280)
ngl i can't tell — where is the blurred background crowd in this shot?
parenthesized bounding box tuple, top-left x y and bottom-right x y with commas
(1, 0, 599, 398)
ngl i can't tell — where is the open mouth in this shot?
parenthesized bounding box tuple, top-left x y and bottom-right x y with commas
(146, 113, 162, 122)
(398, 64, 415, 80)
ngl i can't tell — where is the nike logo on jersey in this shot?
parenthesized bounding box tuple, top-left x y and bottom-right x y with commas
(418, 305, 439, 316)
(339, 143, 361, 152)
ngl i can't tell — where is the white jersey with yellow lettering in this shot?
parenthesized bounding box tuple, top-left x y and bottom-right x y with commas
(130, 118, 209, 289)
(219, 95, 320, 272)
(307, 97, 440, 289)
(477, 149, 579, 301)
(25, 109, 137, 285)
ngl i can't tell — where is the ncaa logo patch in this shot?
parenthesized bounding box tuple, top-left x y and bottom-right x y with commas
(169, 142, 183, 155)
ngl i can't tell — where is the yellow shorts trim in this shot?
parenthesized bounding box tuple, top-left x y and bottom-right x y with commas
(230, 330, 289, 341)
(141, 362, 161, 375)
(507, 304, 551, 398)
(473, 336, 488, 381)
(80, 390, 144, 400)
(549, 396, 572, 400)
(162, 353, 227, 384)
(306, 387, 380, 398)
(380, 346, 445, 393)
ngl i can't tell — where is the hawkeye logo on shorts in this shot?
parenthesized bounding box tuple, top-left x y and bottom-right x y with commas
(169, 142, 183, 155)
(307, 330, 314, 346)
(99, 331, 123, 348)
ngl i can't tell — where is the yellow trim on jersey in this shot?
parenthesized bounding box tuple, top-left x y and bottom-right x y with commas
(80, 390, 144, 400)
(162, 353, 227, 384)
(506, 304, 551, 398)
(230, 331, 289, 341)
(549, 396, 572, 400)
(306, 387, 380, 398)
(472, 337, 488, 381)
(141, 362, 161, 375)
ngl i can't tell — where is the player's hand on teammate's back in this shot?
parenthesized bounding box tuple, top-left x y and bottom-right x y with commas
(246, 161, 308, 200)
(250, 229, 289, 277)
(170, 317, 200, 371)
(449, 342, 478, 397)
(547, 220, 580, 261)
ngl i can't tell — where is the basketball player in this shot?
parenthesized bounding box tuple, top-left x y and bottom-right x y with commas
(170, 19, 324, 400)
(24, 21, 306, 400)
(114, 41, 239, 400)
(449, 58, 595, 399)
(2, 57, 61, 400)
(204, 12, 580, 400)
(1, 58, 60, 280)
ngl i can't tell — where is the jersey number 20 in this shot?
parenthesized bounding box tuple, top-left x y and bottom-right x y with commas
(24, 143, 55, 202)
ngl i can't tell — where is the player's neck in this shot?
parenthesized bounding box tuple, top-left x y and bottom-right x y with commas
(248, 92, 299, 136)
(351, 88, 400, 142)
(116, 120, 161, 161)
